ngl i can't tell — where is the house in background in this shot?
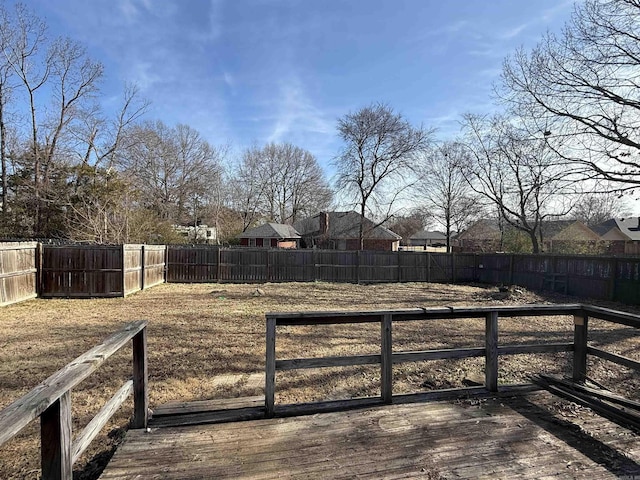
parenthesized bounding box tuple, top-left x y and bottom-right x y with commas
(542, 220, 601, 253)
(591, 217, 640, 254)
(238, 223, 300, 249)
(455, 219, 503, 252)
(455, 219, 600, 253)
(294, 211, 401, 251)
(174, 224, 218, 244)
(407, 230, 447, 249)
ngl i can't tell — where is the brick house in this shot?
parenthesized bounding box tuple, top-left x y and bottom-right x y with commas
(238, 223, 300, 249)
(294, 211, 401, 251)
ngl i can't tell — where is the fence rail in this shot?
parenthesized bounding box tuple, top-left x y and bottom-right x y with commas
(264, 304, 640, 417)
(41, 245, 165, 298)
(166, 247, 640, 304)
(0, 321, 148, 480)
(3, 242, 640, 304)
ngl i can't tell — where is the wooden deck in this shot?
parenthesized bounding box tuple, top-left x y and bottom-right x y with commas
(100, 392, 640, 479)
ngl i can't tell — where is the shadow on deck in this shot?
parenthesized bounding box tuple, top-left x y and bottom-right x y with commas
(100, 391, 640, 480)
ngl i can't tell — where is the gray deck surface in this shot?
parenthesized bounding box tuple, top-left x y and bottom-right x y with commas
(100, 392, 640, 479)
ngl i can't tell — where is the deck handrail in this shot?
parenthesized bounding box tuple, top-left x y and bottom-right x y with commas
(0, 320, 148, 480)
(265, 304, 640, 417)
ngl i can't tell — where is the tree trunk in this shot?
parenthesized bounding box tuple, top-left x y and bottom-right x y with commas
(530, 231, 540, 253)
(359, 203, 365, 250)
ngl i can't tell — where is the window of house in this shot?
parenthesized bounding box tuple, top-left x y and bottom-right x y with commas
(249, 238, 256, 247)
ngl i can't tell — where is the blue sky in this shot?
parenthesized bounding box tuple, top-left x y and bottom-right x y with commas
(27, 0, 574, 174)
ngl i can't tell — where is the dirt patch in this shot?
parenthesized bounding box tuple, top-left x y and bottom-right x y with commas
(0, 282, 638, 479)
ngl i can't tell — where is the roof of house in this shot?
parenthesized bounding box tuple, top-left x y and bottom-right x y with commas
(592, 217, 640, 241)
(456, 219, 502, 240)
(294, 211, 401, 241)
(409, 230, 447, 241)
(240, 222, 300, 239)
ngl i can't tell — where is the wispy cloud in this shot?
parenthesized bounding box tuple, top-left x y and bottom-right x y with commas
(499, 23, 529, 40)
(267, 76, 333, 143)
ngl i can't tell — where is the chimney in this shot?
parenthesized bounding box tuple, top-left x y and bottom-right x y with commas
(319, 212, 329, 235)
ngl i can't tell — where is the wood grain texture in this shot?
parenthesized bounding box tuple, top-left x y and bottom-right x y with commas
(573, 314, 589, 383)
(72, 381, 133, 463)
(0, 320, 147, 447)
(40, 391, 72, 480)
(485, 311, 499, 392)
(101, 392, 640, 480)
(381, 313, 393, 404)
(265, 317, 276, 418)
(132, 328, 148, 429)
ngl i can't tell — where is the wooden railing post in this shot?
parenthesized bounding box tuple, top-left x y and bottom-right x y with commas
(573, 314, 589, 383)
(132, 328, 148, 429)
(41, 391, 72, 480)
(381, 314, 393, 403)
(265, 316, 277, 417)
(485, 311, 499, 392)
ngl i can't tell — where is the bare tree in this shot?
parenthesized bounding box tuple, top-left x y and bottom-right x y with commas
(461, 114, 578, 253)
(334, 103, 433, 249)
(500, 0, 640, 189)
(572, 192, 629, 226)
(417, 142, 483, 252)
(230, 143, 332, 230)
(0, 3, 106, 236)
(121, 121, 224, 226)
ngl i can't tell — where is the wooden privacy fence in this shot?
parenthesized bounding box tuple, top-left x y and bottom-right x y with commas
(3, 243, 640, 304)
(40, 244, 165, 298)
(0, 321, 148, 480)
(166, 246, 475, 284)
(167, 247, 640, 304)
(264, 304, 640, 417)
(0, 241, 38, 306)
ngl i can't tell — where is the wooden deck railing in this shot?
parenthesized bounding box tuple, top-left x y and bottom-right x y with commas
(265, 304, 640, 417)
(0, 321, 148, 480)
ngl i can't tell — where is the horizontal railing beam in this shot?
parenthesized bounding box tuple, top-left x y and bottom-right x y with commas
(72, 380, 133, 463)
(268, 304, 584, 326)
(0, 320, 147, 448)
(276, 354, 380, 370)
(276, 344, 576, 372)
(587, 346, 640, 371)
(393, 347, 485, 363)
(582, 305, 640, 328)
(498, 343, 574, 355)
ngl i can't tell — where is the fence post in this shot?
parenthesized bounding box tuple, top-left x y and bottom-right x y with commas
(41, 391, 72, 480)
(573, 313, 589, 383)
(451, 253, 456, 283)
(36, 242, 44, 297)
(121, 245, 127, 298)
(132, 327, 148, 429)
(356, 250, 361, 284)
(265, 316, 277, 417)
(509, 254, 514, 285)
(140, 245, 145, 291)
(427, 252, 431, 283)
(485, 311, 499, 392)
(609, 257, 618, 301)
(216, 247, 221, 283)
(381, 313, 393, 403)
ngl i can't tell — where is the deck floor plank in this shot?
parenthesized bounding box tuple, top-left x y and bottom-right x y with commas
(101, 392, 640, 479)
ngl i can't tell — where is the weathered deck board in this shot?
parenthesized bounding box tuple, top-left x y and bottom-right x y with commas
(101, 393, 640, 479)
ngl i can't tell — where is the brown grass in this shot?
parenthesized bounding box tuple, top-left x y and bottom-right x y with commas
(0, 281, 638, 479)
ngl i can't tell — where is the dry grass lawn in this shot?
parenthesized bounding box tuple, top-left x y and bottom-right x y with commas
(0, 281, 638, 479)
